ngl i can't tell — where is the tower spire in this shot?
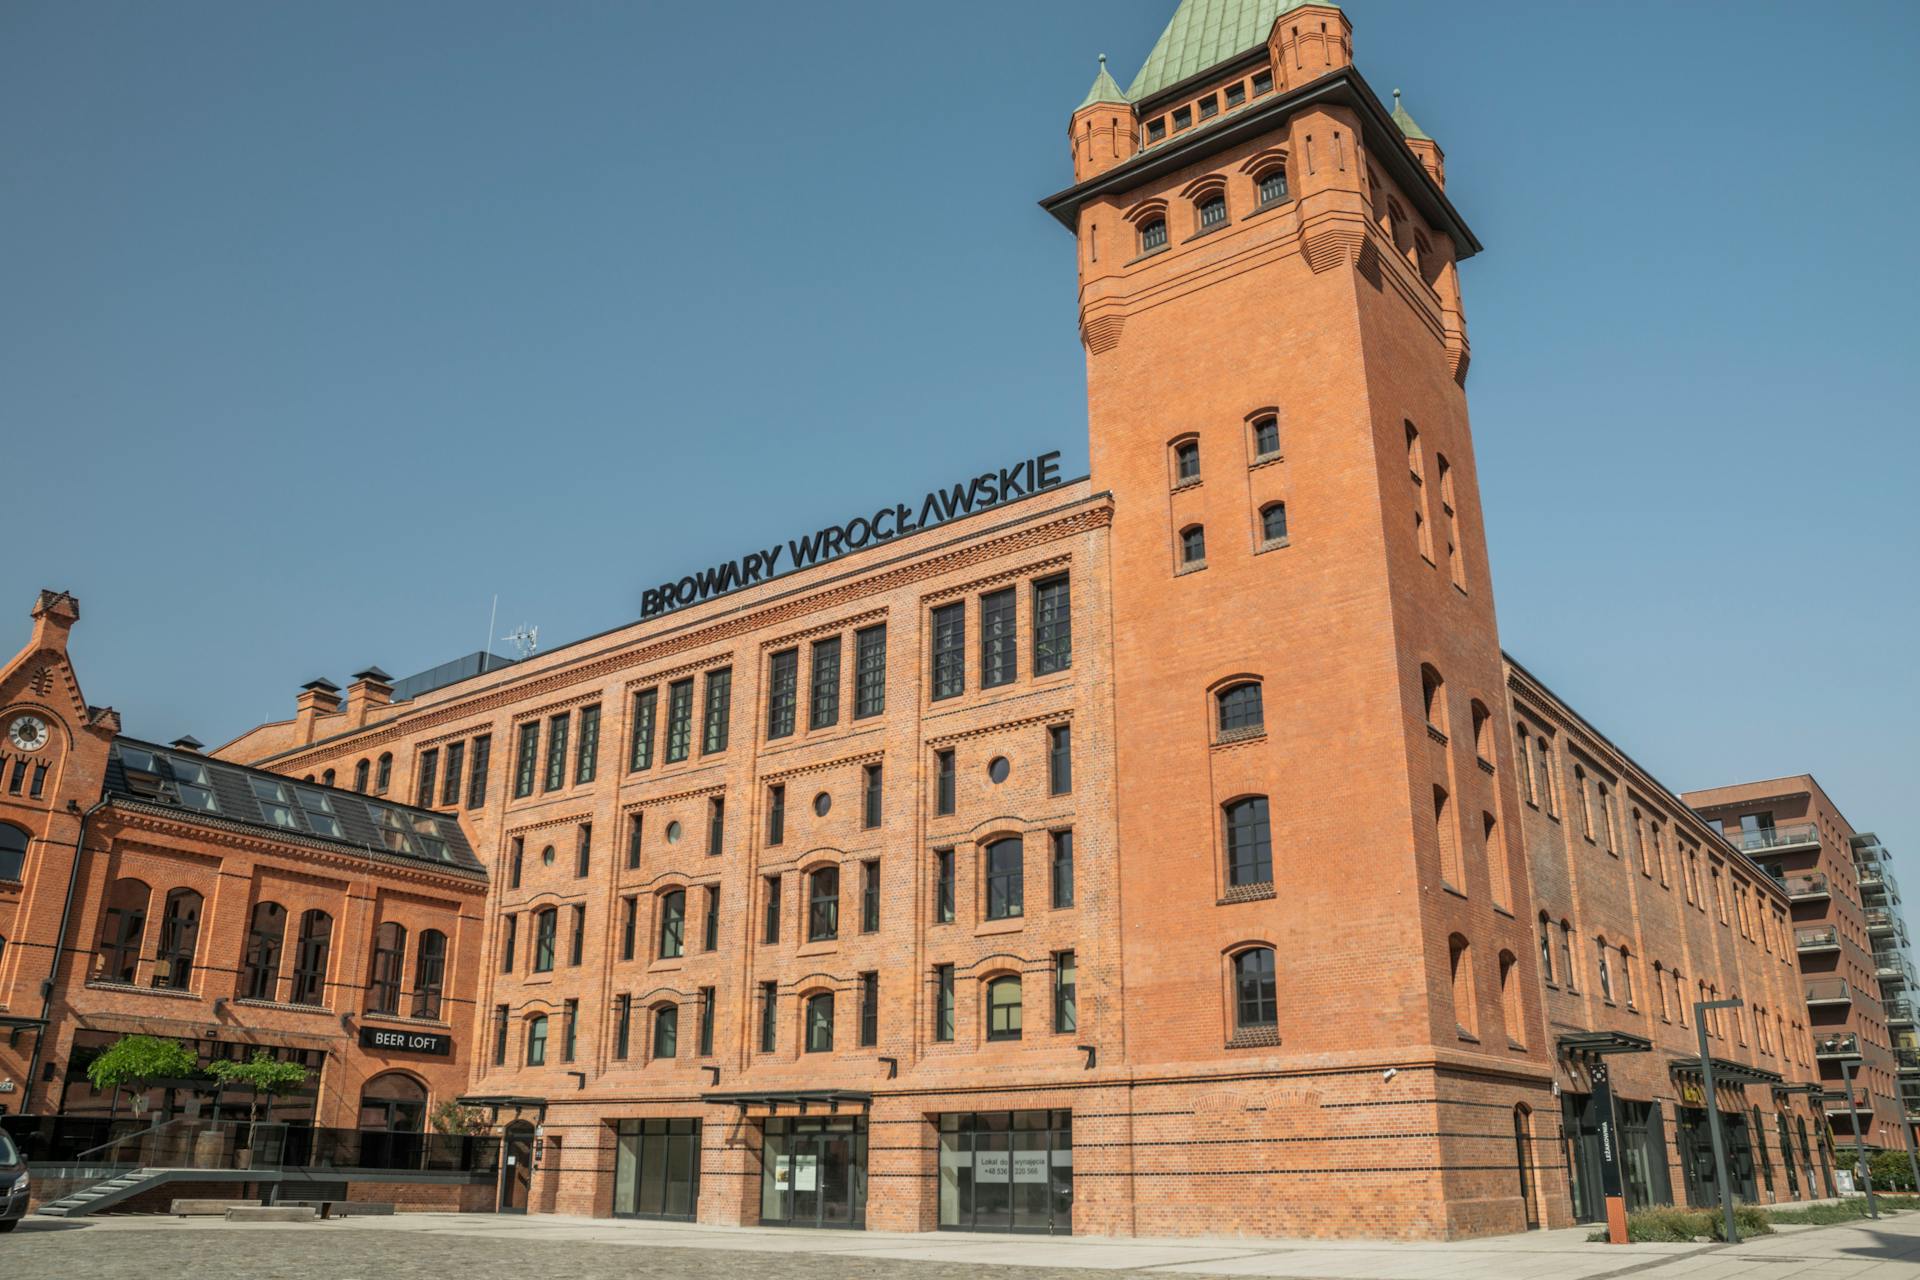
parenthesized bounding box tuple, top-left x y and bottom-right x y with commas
(1077, 54, 1130, 111)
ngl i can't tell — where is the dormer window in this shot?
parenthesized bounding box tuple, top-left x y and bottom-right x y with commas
(1198, 94, 1218, 120)
(1146, 117, 1167, 143)
(1173, 106, 1192, 131)
(1139, 218, 1168, 254)
(1225, 82, 1246, 109)
(1258, 168, 1289, 208)
(1198, 194, 1227, 230)
(1252, 70, 1273, 96)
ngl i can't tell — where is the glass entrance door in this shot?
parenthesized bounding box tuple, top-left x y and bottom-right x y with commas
(760, 1117, 867, 1228)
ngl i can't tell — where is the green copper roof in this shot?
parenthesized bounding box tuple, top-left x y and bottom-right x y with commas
(1390, 88, 1431, 141)
(1077, 55, 1131, 110)
(1125, 0, 1339, 103)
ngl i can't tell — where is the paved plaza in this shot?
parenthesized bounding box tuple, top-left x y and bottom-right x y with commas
(4, 1211, 1920, 1280)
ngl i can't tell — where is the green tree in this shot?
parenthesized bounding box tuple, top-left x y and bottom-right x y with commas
(1869, 1148, 1918, 1192)
(429, 1099, 492, 1136)
(84, 1035, 199, 1118)
(206, 1051, 310, 1124)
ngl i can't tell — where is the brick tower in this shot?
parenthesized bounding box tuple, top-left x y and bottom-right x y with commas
(1044, 1, 1556, 1236)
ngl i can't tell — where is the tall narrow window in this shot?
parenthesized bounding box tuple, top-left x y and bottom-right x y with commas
(1485, 813, 1509, 909)
(986, 975, 1023, 1041)
(935, 749, 955, 816)
(980, 588, 1017, 688)
(1499, 951, 1524, 1047)
(467, 734, 491, 809)
(810, 637, 842, 729)
(526, 1014, 549, 1065)
(1174, 440, 1200, 484)
(861, 859, 880, 932)
(1559, 921, 1576, 993)
(699, 987, 716, 1056)
(985, 837, 1024, 920)
(860, 972, 879, 1046)
(576, 704, 601, 784)
(569, 904, 585, 966)
(854, 625, 887, 718)
(1224, 796, 1273, 886)
(353, 759, 370, 793)
(1051, 829, 1075, 908)
(1449, 935, 1477, 1039)
(626, 814, 643, 869)
(1421, 666, 1447, 735)
(629, 688, 658, 771)
(1032, 576, 1072, 675)
(652, 1004, 678, 1060)
(763, 875, 782, 944)
(493, 1004, 510, 1066)
(366, 921, 406, 1014)
(1434, 786, 1463, 890)
(1234, 947, 1278, 1032)
(767, 649, 799, 740)
(614, 995, 632, 1060)
(290, 909, 332, 1006)
(1048, 724, 1072, 795)
(576, 823, 592, 877)
(533, 908, 557, 973)
(621, 896, 637, 961)
(415, 748, 438, 808)
(1053, 951, 1077, 1033)
(707, 796, 725, 857)
(375, 752, 392, 793)
(659, 890, 685, 959)
(701, 668, 732, 754)
(1180, 525, 1206, 565)
(563, 998, 579, 1063)
(241, 901, 286, 1002)
(153, 888, 203, 991)
(806, 992, 835, 1053)
(439, 741, 464, 807)
(931, 603, 966, 700)
(1537, 913, 1554, 984)
(500, 914, 518, 973)
(808, 866, 840, 942)
(544, 713, 570, 792)
(1260, 503, 1289, 545)
(664, 679, 694, 763)
(935, 964, 955, 1041)
(703, 885, 720, 951)
(862, 764, 882, 828)
(760, 981, 779, 1052)
(411, 929, 447, 1019)
(767, 784, 786, 846)
(935, 849, 955, 924)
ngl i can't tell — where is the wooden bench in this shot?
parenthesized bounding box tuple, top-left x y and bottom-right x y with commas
(223, 1205, 318, 1223)
(276, 1200, 396, 1219)
(173, 1198, 261, 1216)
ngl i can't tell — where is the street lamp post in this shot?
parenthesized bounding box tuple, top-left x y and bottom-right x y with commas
(1697, 998, 1745, 1245)
(1837, 1056, 1878, 1217)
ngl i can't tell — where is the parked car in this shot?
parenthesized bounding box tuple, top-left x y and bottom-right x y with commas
(0, 1126, 25, 1231)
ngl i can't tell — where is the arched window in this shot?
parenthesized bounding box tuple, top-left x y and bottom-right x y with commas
(1498, 950, 1524, 1047)
(1233, 947, 1277, 1031)
(1256, 166, 1288, 207)
(651, 1003, 678, 1059)
(242, 901, 287, 1001)
(367, 921, 406, 1014)
(1405, 421, 1423, 483)
(1180, 525, 1207, 565)
(1420, 665, 1447, 734)
(1574, 765, 1593, 838)
(1448, 934, 1476, 1039)
(153, 888, 203, 990)
(1216, 682, 1264, 735)
(658, 890, 685, 958)
(411, 929, 447, 1019)
(1652, 961, 1668, 1021)
(533, 907, 558, 972)
(806, 992, 834, 1053)
(1596, 782, 1615, 849)
(526, 1013, 549, 1066)
(1139, 216, 1168, 253)
(1173, 440, 1201, 484)
(1514, 724, 1535, 802)
(1470, 701, 1492, 764)
(1558, 921, 1576, 993)
(986, 975, 1023, 1041)
(1537, 912, 1554, 983)
(1434, 785, 1461, 888)
(1618, 946, 1634, 1008)
(985, 837, 1024, 920)
(1484, 812, 1508, 909)
(1595, 936, 1614, 1002)
(321, 768, 335, 787)
(807, 868, 839, 942)
(1259, 502, 1288, 545)
(352, 759, 370, 792)
(1223, 796, 1272, 886)
(1251, 415, 1281, 458)
(292, 909, 333, 1006)
(358, 1071, 428, 1131)
(98, 877, 152, 984)
(1196, 191, 1227, 230)
(0, 822, 29, 880)
(374, 752, 393, 793)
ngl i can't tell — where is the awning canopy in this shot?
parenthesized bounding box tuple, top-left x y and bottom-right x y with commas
(1669, 1056, 1784, 1087)
(1558, 1031, 1653, 1057)
(702, 1089, 872, 1114)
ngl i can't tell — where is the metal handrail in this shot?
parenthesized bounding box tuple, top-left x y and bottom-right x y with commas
(1733, 823, 1819, 851)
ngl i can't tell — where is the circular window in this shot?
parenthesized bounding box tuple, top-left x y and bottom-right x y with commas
(813, 792, 832, 817)
(540, 844, 556, 865)
(665, 821, 682, 844)
(987, 757, 1010, 784)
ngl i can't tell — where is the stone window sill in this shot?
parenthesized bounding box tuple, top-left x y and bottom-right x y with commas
(1219, 881, 1276, 905)
(86, 980, 200, 1001)
(1255, 537, 1290, 555)
(1248, 452, 1284, 471)
(1175, 560, 1208, 576)
(1227, 1024, 1281, 1049)
(1214, 725, 1266, 747)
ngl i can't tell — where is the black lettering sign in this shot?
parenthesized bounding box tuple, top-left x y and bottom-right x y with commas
(641, 450, 1067, 619)
(359, 1025, 453, 1057)
(1592, 1061, 1625, 1199)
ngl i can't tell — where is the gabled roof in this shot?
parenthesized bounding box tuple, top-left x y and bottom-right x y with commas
(1126, 0, 1337, 104)
(1078, 55, 1131, 110)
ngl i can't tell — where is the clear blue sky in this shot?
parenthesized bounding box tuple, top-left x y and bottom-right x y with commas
(4, 3, 1916, 929)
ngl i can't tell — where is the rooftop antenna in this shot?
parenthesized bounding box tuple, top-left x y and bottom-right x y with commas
(504, 623, 540, 661)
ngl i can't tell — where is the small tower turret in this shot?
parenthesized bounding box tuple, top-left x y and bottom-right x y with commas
(1267, 1, 1352, 92)
(1392, 88, 1446, 188)
(1069, 55, 1136, 183)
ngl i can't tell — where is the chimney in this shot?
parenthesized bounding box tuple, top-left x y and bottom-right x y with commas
(344, 666, 395, 730)
(294, 678, 343, 746)
(169, 735, 205, 753)
(28, 589, 81, 653)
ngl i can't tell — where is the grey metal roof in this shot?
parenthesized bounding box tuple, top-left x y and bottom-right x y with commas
(105, 737, 484, 877)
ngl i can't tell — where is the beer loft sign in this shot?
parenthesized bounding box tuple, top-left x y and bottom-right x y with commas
(641, 451, 1066, 619)
(360, 1026, 453, 1057)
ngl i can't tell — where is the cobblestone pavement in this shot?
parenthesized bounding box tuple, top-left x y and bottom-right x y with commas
(4, 1211, 1920, 1280)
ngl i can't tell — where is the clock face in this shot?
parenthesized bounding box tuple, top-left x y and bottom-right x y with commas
(8, 715, 49, 752)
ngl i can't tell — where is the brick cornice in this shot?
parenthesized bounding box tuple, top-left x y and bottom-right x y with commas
(757, 608, 889, 654)
(620, 783, 726, 815)
(925, 707, 1073, 749)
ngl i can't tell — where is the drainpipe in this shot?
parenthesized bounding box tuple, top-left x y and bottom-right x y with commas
(22, 797, 109, 1114)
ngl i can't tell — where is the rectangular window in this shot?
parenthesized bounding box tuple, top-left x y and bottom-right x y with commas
(509, 837, 524, 889)
(861, 859, 880, 933)
(614, 994, 631, 1060)
(570, 904, 586, 965)
(810, 636, 842, 729)
(699, 986, 716, 1056)
(767, 649, 798, 740)
(1048, 724, 1071, 795)
(621, 896, 637, 961)
(760, 981, 778, 1052)
(514, 722, 540, 797)
(576, 822, 592, 877)
(702, 668, 732, 754)
(1251, 69, 1273, 96)
(935, 964, 955, 1042)
(985, 840, 1024, 920)
(980, 588, 1016, 688)
(763, 874, 781, 944)
(563, 998, 579, 1063)
(659, 891, 685, 959)
(466, 734, 491, 810)
(664, 679, 694, 762)
(1053, 951, 1077, 1034)
(629, 688, 658, 771)
(936, 749, 955, 816)
(860, 972, 879, 1047)
(863, 764, 882, 829)
(704, 884, 719, 951)
(767, 784, 785, 846)
(544, 713, 570, 791)
(854, 624, 887, 718)
(708, 796, 725, 857)
(1173, 105, 1192, 131)
(493, 1004, 509, 1066)
(1225, 81, 1246, 108)
(500, 914, 517, 973)
(576, 704, 601, 784)
(1032, 576, 1071, 675)
(935, 849, 955, 924)
(440, 741, 465, 807)
(416, 748, 438, 808)
(1198, 93, 1218, 120)
(627, 813, 643, 869)
(931, 603, 966, 699)
(1146, 117, 1167, 143)
(1051, 829, 1074, 908)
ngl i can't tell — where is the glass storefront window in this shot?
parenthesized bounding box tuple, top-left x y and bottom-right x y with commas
(613, 1118, 700, 1220)
(937, 1110, 1072, 1234)
(760, 1116, 868, 1228)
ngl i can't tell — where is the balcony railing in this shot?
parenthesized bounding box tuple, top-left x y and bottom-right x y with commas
(1823, 1088, 1871, 1112)
(0, 1114, 500, 1175)
(1866, 906, 1908, 941)
(1815, 1032, 1861, 1058)
(1797, 926, 1841, 951)
(1732, 823, 1819, 852)
(1783, 872, 1830, 900)
(1875, 951, 1917, 986)
(1804, 977, 1857, 1006)
(1896, 1046, 1920, 1073)
(1862, 869, 1901, 906)
(1887, 996, 1917, 1026)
